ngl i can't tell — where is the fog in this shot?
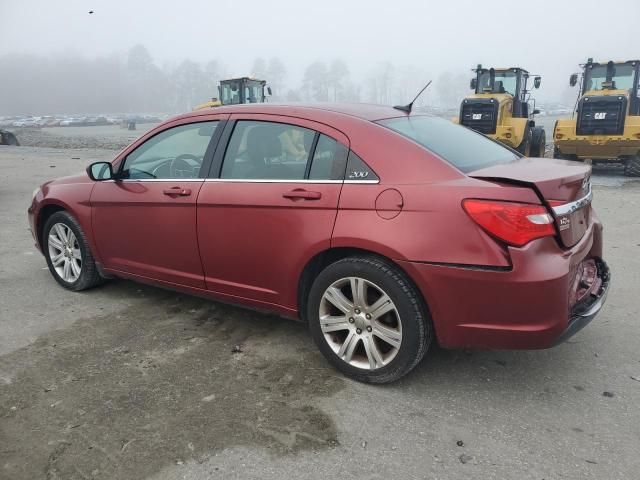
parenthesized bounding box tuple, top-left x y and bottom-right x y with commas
(1, 0, 639, 115)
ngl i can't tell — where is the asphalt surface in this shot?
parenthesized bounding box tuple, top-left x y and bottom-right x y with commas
(1, 145, 640, 480)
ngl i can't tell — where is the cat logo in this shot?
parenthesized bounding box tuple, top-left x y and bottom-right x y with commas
(594, 112, 607, 120)
(472, 113, 483, 120)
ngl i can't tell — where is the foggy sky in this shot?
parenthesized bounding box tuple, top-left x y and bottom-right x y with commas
(2, 0, 640, 105)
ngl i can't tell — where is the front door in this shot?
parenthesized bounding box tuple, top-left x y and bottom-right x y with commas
(91, 118, 224, 288)
(197, 115, 350, 311)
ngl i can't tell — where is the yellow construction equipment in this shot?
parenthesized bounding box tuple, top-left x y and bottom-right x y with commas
(193, 77, 271, 111)
(553, 59, 640, 176)
(455, 65, 545, 157)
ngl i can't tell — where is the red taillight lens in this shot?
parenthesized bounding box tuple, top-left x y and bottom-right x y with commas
(462, 199, 555, 247)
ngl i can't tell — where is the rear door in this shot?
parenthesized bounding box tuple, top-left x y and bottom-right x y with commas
(91, 116, 227, 287)
(197, 114, 349, 311)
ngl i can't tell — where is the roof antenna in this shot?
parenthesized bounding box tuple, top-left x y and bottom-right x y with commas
(393, 80, 432, 114)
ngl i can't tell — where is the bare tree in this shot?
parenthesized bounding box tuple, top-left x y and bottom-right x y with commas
(302, 61, 329, 102)
(267, 57, 286, 99)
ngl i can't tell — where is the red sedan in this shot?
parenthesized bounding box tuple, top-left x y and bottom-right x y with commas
(28, 104, 610, 383)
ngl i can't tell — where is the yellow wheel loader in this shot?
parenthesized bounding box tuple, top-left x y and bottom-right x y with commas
(553, 59, 640, 176)
(455, 65, 545, 157)
(193, 77, 271, 111)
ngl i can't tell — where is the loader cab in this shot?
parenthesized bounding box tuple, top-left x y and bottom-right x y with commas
(218, 77, 270, 105)
(576, 60, 640, 116)
(471, 66, 540, 118)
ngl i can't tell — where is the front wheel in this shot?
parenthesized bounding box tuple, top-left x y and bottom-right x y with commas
(43, 211, 104, 291)
(307, 256, 432, 383)
(517, 127, 532, 156)
(624, 156, 640, 177)
(530, 127, 546, 157)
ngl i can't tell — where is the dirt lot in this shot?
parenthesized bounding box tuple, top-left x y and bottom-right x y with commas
(1, 136, 640, 479)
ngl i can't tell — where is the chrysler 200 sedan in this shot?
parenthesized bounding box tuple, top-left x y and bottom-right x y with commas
(28, 104, 610, 383)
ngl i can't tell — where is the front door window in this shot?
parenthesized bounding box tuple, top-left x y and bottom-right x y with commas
(121, 121, 218, 179)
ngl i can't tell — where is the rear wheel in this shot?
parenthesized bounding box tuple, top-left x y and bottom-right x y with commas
(530, 127, 546, 157)
(553, 146, 580, 161)
(307, 256, 432, 383)
(517, 127, 532, 156)
(624, 156, 640, 177)
(43, 211, 103, 291)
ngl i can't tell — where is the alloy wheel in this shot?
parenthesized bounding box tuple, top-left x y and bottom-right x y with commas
(319, 277, 402, 370)
(48, 223, 82, 283)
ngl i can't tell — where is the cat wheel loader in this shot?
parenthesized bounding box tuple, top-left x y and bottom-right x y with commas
(193, 77, 271, 111)
(553, 59, 640, 176)
(455, 65, 545, 157)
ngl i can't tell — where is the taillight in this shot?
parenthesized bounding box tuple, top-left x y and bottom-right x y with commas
(462, 199, 555, 247)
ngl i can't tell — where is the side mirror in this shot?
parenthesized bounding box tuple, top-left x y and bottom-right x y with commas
(533, 76, 541, 89)
(87, 161, 114, 181)
(470, 78, 477, 90)
(266, 86, 272, 96)
(569, 73, 578, 87)
(533, 109, 540, 115)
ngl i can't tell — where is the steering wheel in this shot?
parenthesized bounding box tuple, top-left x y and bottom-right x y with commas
(169, 154, 201, 178)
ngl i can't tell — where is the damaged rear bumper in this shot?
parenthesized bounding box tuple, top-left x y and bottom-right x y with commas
(554, 260, 611, 345)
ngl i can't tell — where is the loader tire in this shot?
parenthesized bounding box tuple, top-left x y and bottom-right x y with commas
(530, 127, 546, 157)
(517, 127, 532, 156)
(624, 156, 640, 177)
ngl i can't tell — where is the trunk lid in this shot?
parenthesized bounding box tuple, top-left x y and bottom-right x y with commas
(468, 158, 592, 248)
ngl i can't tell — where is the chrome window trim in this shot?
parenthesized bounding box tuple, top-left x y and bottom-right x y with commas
(552, 186, 593, 216)
(97, 178, 381, 184)
(101, 178, 205, 183)
(205, 178, 342, 184)
(203, 178, 380, 184)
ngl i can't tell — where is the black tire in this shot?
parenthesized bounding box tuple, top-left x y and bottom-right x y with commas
(517, 127, 532, 156)
(553, 145, 580, 162)
(553, 145, 564, 159)
(1, 131, 19, 146)
(307, 256, 432, 384)
(624, 156, 640, 177)
(530, 127, 546, 157)
(43, 211, 104, 291)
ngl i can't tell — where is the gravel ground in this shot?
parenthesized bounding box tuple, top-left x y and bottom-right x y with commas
(10, 124, 158, 150)
(1, 143, 639, 480)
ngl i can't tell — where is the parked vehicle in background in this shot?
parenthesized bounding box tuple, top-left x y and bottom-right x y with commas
(554, 58, 640, 176)
(28, 103, 610, 383)
(454, 65, 545, 157)
(12, 118, 39, 128)
(193, 77, 271, 111)
(59, 117, 87, 127)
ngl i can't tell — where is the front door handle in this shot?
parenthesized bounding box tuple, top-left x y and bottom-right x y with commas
(163, 187, 192, 196)
(282, 189, 322, 200)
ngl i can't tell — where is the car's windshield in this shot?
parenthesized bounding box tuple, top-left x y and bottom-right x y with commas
(477, 70, 517, 96)
(377, 116, 518, 173)
(585, 64, 636, 91)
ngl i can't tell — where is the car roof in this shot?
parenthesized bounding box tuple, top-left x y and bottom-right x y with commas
(171, 103, 412, 123)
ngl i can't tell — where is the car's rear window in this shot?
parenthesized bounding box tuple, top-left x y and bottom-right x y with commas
(376, 116, 518, 172)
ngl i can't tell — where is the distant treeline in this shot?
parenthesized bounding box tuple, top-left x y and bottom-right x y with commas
(0, 44, 471, 116)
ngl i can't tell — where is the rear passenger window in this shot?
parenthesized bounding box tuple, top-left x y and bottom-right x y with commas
(221, 121, 315, 180)
(345, 151, 379, 181)
(309, 134, 348, 180)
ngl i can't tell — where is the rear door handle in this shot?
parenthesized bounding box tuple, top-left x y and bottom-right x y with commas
(282, 189, 322, 200)
(163, 187, 192, 196)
